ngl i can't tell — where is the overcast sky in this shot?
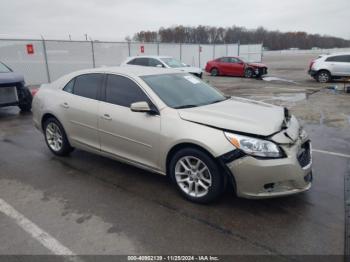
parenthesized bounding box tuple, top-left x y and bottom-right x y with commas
(0, 0, 349, 40)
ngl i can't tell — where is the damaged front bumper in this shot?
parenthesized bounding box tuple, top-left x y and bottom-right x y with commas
(221, 116, 312, 199)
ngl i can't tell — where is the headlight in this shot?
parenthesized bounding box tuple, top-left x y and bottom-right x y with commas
(224, 132, 283, 158)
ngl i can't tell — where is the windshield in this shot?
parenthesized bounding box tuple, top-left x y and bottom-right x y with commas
(160, 58, 185, 68)
(0, 62, 11, 73)
(141, 73, 227, 109)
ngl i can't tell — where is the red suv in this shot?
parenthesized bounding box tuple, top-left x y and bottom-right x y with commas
(205, 57, 268, 78)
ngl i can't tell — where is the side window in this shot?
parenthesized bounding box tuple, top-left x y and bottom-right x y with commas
(326, 55, 348, 62)
(129, 58, 149, 66)
(229, 57, 240, 63)
(148, 58, 162, 67)
(63, 79, 75, 93)
(105, 74, 151, 107)
(345, 56, 350, 63)
(73, 74, 103, 100)
(326, 56, 335, 62)
(220, 57, 230, 63)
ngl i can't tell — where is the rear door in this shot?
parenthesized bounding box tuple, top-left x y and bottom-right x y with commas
(326, 55, 350, 76)
(99, 74, 161, 169)
(60, 73, 104, 150)
(218, 57, 231, 74)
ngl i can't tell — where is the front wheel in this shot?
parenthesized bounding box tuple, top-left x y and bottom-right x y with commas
(44, 117, 74, 156)
(244, 68, 254, 78)
(169, 148, 225, 203)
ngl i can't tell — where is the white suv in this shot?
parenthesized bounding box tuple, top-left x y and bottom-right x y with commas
(308, 53, 350, 83)
(121, 56, 203, 78)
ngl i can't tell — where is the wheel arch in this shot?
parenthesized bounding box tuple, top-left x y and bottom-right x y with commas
(210, 67, 220, 75)
(317, 68, 332, 75)
(165, 142, 232, 191)
(41, 113, 59, 130)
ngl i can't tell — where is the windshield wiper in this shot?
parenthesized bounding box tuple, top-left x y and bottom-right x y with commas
(174, 104, 198, 109)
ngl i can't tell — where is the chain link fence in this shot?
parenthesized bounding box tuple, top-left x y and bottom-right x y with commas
(0, 39, 263, 85)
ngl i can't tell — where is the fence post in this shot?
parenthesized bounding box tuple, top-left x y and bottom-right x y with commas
(128, 41, 131, 56)
(226, 44, 228, 56)
(157, 42, 160, 55)
(197, 44, 200, 68)
(213, 44, 215, 59)
(237, 40, 240, 56)
(91, 40, 96, 68)
(180, 43, 182, 60)
(41, 36, 51, 83)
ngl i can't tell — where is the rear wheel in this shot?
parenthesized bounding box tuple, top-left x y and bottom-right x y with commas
(43, 117, 74, 156)
(169, 147, 225, 203)
(18, 87, 32, 112)
(316, 70, 331, 83)
(210, 68, 219, 76)
(18, 102, 32, 112)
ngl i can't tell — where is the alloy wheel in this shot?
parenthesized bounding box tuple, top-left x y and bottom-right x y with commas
(174, 156, 212, 198)
(318, 72, 330, 83)
(46, 122, 63, 152)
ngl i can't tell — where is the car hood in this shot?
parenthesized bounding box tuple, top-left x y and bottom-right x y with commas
(178, 97, 285, 137)
(174, 66, 202, 74)
(0, 72, 24, 85)
(246, 62, 267, 68)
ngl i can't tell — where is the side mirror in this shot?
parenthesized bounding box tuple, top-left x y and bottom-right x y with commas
(156, 64, 163, 68)
(130, 101, 151, 112)
(130, 101, 158, 115)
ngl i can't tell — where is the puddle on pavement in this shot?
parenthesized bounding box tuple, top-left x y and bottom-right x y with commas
(245, 92, 307, 106)
(262, 76, 298, 84)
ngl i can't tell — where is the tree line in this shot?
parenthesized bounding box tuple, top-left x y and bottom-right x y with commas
(130, 26, 350, 50)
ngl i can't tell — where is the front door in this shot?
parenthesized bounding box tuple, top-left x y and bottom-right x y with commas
(99, 74, 161, 169)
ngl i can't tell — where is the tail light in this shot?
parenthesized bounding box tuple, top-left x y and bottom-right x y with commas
(309, 60, 315, 70)
(31, 88, 39, 97)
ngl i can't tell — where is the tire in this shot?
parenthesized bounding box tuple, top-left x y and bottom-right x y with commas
(43, 117, 74, 156)
(210, 68, 219, 76)
(169, 147, 225, 203)
(18, 102, 32, 112)
(316, 70, 331, 83)
(244, 68, 254, 78)
(18, 87, 32, 112)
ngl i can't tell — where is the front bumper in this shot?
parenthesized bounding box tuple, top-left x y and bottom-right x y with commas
(254, 67, 268, 76)
(225, 139, 312, 199)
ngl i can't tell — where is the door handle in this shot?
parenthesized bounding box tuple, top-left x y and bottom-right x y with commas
(102, 113, 112, 120)
(61, 102, 69, 109)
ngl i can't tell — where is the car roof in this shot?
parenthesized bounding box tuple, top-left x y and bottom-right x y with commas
(324, 52, 350, 57)
(69, 65, 181, 77)
(127, 55, 172, 59)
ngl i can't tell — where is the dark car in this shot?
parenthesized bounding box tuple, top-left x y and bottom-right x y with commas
(0, 61, 32, 112)
(205, 56, 268, 78)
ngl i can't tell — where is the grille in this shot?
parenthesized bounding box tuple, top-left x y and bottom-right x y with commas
(297, 141, 311, 168)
